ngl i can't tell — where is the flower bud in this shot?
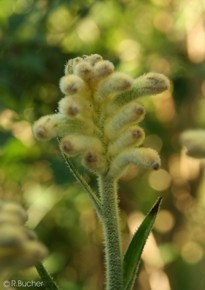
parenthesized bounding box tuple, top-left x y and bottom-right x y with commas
(0, 241, 48, 269)
(112, 72, 170, 107)
(180, 129, 205, 158)
(58, 96, 93, 118)
(108, 126, 145, 157)
(1, 202, 28, 224)
(94, 72, 133, 102)
(59, 75, 90, 97)
(0, 200, 48, 270)
(105, 102, 145, 139)
(64, 57, 83, 75)
(74, 62, 94, 82)
(33, 114, 63, 141)
(94, 60, 114, 78)
(85, 54, 103, 66)
(60, 135, 104, 157)
(108, 148, 161, 179)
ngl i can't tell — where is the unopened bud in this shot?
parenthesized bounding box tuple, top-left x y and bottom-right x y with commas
(94, 72, 133, 102)
(94, 60, 114, 79)
(112, 72, 170, 107)
(108, 126, 145, 156)
(33, 114, 63, 141)
(105, 102, 145, 139)
(109, 148, 161, 179)
(59, 75, 90, 96)
(1, 202, 28, 224)
(74, 62, 94, 82)
(58, 96, 93, 118)
(64, 57, 83, 75)
(85, 54, 103, 66)
(60, 135, 104, 157)
(1, 241, 48, 269)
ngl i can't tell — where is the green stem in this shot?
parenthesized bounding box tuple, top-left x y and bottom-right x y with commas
(98, 175, 123, 290)
(35, 263, 59, 290)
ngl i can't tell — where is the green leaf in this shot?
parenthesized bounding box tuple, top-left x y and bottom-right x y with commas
(123, 196, 162, 290)
(35, 262, 59, 290)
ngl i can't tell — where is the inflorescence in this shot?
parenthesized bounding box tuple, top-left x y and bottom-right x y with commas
(33, 54, 170, 179)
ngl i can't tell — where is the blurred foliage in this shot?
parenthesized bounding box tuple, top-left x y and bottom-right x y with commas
(1, 0, 205, 289)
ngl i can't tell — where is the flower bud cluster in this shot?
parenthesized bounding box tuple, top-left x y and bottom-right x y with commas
(33, 54, 170, 179)
(0, 200, 47, 270)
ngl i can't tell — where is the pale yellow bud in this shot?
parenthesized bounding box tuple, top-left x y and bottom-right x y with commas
(0, 241, 48, 269)
(58, 96, 93, 118)
(1, 202, 27, 224)
(59, 75, 90, 96)
(94, 72, 134, 102)
(60, 135, 104, 157)
(112, 72, 170, 107)
(0, 200, 48, 270)
(0, 225, 26, 246)
(58, 96, 79, 117)
(94, 60, 114, 78)
(33, 114, 64, 141)
(64, 57, 83, 75)
(180, 129, 205, 158)
(108, 148, 161, 179)
(74, 62, 94, 82)
(108, 126, 145, 157)
(105, 102, 145, 140)
(84, 54, 103, 66)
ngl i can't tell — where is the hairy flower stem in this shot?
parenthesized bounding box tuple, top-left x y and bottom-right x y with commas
(98, 175, 123, 290)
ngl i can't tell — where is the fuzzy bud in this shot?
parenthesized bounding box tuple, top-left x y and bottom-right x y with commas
(108, 126, 145, 157)
(64, 57, 83, 75)
(33, 114, 65, 141)
(59, 75, 90, 97)
(94, 60, 114, 78)
(105, 102, 145, 139)
(60, 135, 104, 157)
(58, 96, 80, 117)
(58, 95, 93, 118)
(84, 54, 103, 66)
(74, 61, 94, 82)
(0, 201, 47, 270)
(112, 72, 170, 107)
(108, 148, 161, 179)
(0, 202, 28, 224)
(94, 72, 134, 102)
(180, 129, 205, 158)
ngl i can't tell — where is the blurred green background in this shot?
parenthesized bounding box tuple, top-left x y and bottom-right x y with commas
(1, 0, 205, 289)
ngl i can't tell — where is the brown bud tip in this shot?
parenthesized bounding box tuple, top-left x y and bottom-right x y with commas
(85, 54, 103, 66)
(94, 60, 114, 78)
(132, 129, 142, 138)
(135, 106, 145, 116)
(61, 140, 73, 154)
(153, 162, 160, 170)
(84, 151, 97, 163)
(34, 126, 47, 139)
(67, 105, 79, 116)
(74, 62, 93, 81)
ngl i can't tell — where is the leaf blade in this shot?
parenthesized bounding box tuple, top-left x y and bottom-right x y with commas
(123, 196, 162, 290)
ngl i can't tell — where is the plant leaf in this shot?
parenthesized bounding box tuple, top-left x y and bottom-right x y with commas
(35, 262, 59, 290)
(123, 196, 162, 290)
